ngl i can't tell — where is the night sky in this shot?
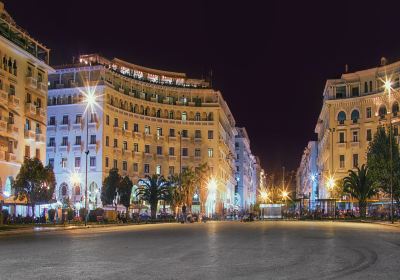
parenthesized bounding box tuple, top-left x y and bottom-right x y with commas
(4, 0, 400, 173)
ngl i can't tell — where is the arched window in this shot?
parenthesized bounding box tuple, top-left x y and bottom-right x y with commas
(369, 81, 373, 92)
(337, 111, 346, 124)
(379, 105, 387, 119)
(195, 112, 201, 121)
(351, 109, 360, 123)
(207, 112, 214, 121)
(182, 112, 187, 121)
(169, 111, 174, 119)
(60, 183, 68, 197)
(364, 81, 368, 93)
(74, 185, 81, 196)
(156, 109, 161, 118)
(392, 102, 399, 116)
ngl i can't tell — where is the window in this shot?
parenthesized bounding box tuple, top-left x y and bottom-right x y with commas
(195, 113, 201, 121)
(49, 116, 56, 126)
(169, 111, 174, 119)
(366, 107, 372, 118)
(105, 157, 109, 168)
(351, 110, 360, 123)
(48, 158, 54, 168)
(145, 145, 150, 153)
(195, 148, 201, 157)
(90, 157, 96, 167)
(144, 164, 150, 174)
(123, 121, 128, 130)
(351, 86, 359, 97)
(379, 105, 387, 118)
(352, 131, 358, 142)
(339, 132, 345, 143)
(157, 146, 162, 155)
(369, 81, 373, 92)
(169, 128, 175, 137)
(113, 159, 117, 169)
(336, 86, 346, 98)
(195, 130, 201, 139)
(353, 154, 359, 168)
(113, 139, 118, 148)
(62, 137, 68, 146)
(114, 118, 118, 127)
(62, 115, 69, 125)
(106, 115, 109, 125)
(133, 163, 138, 172)
(75, 136, 81, 145)
(182, 112, 187, 121)
(157, 127, 162, 136)
(392, 102, 399, 116)
(123, 141, 128, 150)
(367, 129, 372, 141)
(24, 145, 30, 158)
(75, 157, 81, 168)
(75, 114, 82, 124)
(364, 81, 368, 93)
(123, 161, 127, 171)
(90, 135, 96, 145)
(134, 143, 139, 152)
(25, 119, 31, 130)
(133, 123, 139, 132)
(169, 147, 175, 156)
(208, 148, 214, 158)
(156, 165, 161, 175)
(106, 136, 109, 146)
(339, 155, 345, 169)
(338, 111, 346, 124)
(61, 158, 67, 168)
(182, 148, 188, 157)
(145, 125, 151, 135)
(169, 166, 175, 175)
(208, 130, 214, 139)
(49, 137, 55, 147)
(182, 130, 188, 138)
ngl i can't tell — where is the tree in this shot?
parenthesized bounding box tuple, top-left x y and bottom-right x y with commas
(101, 168, 121, 206)
(367, 126, 400, 211)
(194, 163, 210, 213)
(137, 175, 170, 219)
(119, 176, 133, 214)
(342, 164, 377, 218)
(13, 158, 56, 221)
(167, 174, 184, 217)
(181, 167, 197, 208)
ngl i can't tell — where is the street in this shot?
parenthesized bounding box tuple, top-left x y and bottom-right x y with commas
(0, 221, 399, 280)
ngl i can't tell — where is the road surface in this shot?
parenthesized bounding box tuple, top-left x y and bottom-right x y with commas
(0, 221, 399, 280)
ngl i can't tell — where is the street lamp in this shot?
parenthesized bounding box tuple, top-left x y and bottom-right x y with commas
(384, 77, 395, 224)
(326, 175, 336, 219)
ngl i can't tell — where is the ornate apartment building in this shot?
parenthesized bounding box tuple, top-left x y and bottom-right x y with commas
(47, 54, 237, 215)
(315, 58, 400, 199)
(0, 2, 52, 215)
(296, 141, 318, 208)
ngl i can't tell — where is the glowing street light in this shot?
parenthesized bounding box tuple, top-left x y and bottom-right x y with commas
(326, 176, 335, 191)
(260, 190, 269, 202)
(281, 190, 289, 200)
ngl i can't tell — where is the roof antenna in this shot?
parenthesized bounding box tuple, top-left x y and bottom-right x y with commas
(345, 64, 349, 73)
(381, 57, 387, 66)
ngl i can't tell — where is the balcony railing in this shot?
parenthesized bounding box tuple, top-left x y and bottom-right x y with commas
(24, 129, 35, 140)
(5, 152, 16, 162)
(26, 76, 37, 89)
(8, 95, 20, 108)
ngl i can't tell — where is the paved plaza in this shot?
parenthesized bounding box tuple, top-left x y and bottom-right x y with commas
(0, 221, 399, 280)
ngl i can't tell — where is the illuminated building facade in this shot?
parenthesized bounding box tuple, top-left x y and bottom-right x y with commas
(315, 58, 399, 199)
(47, 54, 237, 215)
(0, 2, 52, 215)
(296, 141, 318, 209)
(235, 127, 258, 211)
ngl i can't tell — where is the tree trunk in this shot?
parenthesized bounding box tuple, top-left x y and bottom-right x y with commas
(32, 203, 36, 224)
(359, 200, 367, 219)
(151, 201, 157, 219)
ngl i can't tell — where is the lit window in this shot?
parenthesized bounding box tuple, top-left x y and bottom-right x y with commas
(123, 161, 127, 171)
(90, 156, 96, 167)
(208, 148, 213, 158)
(156, 165, 161, 175)
(144, 164, 150, 174)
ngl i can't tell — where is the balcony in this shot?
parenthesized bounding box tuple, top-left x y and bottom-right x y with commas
(181, 136, 190, 142)
(8, 95, 20, 109)
(156, 135, 165, 142)
(350, 142, 360, 148)
(113, 126, 122, 135)
(0, 89, 7, 103)
(26, 76, 37, 90)
(194, 137, 202, 143)
(113, 147, 122, 156)
(6, 152, 16, 162)
(24, 129, 35, 140)
(35, 133, 46, 143)
(144, 133, 153, 141)
(123, 129, 132, 138)
(122, 149, 130, 158)
(194, 156, 201, 161)
(25, 103, 37, 116)
(7, 123, 18, 137)
(37, 81, 47, 95)
(88, 120, 98, 129)
(144, 152, 153, 160)
(0, 150, 5, 161)
(36, 107, 46, 120)
(47, 124, 56, 132)
(59, 144, 68, 152)
(168, 135, 177, 142)
(72, 122, 82, 130)
(337, 142, 347, 149)
(0, 119, 7, 133)
(168, 155, 177, 161)
(46, 146, 56, 153)
(156, 153, 164, 159)
(72, 144, 82, 152)
(133, 131, 142, 139)
(59, 122, 69, 131)
(132, 151, 142, 159)
(88, 142, 97, 151)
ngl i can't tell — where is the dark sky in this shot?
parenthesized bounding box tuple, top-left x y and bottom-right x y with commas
(4, 0, 400, 173)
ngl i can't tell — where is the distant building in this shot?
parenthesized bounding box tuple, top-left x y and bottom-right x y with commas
(296, 141, 318, 209)
(0, 2, 53, 216)
(47, 54, 237, 216)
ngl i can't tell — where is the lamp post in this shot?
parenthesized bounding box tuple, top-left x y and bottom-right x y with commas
(384, 79, 394, 224)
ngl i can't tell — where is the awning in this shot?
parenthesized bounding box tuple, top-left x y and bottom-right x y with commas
(3, 195, 28, 205)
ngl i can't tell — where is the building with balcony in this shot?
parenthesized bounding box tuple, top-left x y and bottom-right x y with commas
(0, 2, 53, 216)
(47, 54, 237, 215)
(296, 141, 318, 210)
(314, 57, 400, 200)
(234, 127, 258, 211)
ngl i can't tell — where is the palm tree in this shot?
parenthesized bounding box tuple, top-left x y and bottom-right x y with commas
(167, 174, 185, 218)
(181, 167, 197, 208)
(342, 164, 377, 219)
(194, 163, 210, 213)
(137, 174, 170, 219)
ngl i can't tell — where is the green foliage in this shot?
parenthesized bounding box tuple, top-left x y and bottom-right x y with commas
(79, 208, 87, 220)
(137, 174, 170, 219)
(48, 209, 56, 222)
(67, 208, 75, 221)
(119, 176, 133, 212)
(1, 209, 8, 224)
(367, 126, 400, 206)
(342, 164, 377, 218)
(13, 158, 56, 219)
(101, 168, 121, 205)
